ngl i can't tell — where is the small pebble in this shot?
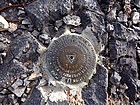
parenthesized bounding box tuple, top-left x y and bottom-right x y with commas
(8, 23, 18, 32)
(32, 30, 39, 37)
(17, 10, 25, 16)
(106, 7, 117, 22)
(107, 24, 114, 32)
(19, 25, 27, 30)
(131, 11, 140, 24)
(55, 19, 63, 29)
(0, 15, 9, 31)
(21, 97, 26, 102)
(26, 87, 31, 94)
(28, 27, 33, 32)
(117, 11, 128, 22)
(22, 19, 31, 25)
(63, 15, 81, 26)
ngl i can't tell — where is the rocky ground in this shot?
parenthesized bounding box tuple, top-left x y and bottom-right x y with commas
(0, 0, 140, 105)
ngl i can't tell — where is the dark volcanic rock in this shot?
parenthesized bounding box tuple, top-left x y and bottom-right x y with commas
(5, 32, 40, 63)
(109, 22, 138, 61)
(25, 0, 72, 31)
(134, 0, 140, 8)
(0, 0, 139, 104)
(22, 87, 42, 105)
(0, 59, 28, 88)
(120, 73, 137, 102)
(82, 64, 108, 105)
(109, 22, 138, 102)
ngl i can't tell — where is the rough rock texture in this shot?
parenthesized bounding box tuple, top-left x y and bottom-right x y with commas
(0, 0, 139, 105)
(82, 64, 108, 105)
(0, 59, 27, 88)
(22, 87, 42, 105)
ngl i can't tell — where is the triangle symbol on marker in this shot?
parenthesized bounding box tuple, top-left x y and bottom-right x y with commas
(66, 54, 76, 64)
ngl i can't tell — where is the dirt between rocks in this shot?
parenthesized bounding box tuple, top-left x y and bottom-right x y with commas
(0, 0, 140, 105)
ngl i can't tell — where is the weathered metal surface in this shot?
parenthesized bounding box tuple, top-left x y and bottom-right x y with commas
(45, 34, 97, 84)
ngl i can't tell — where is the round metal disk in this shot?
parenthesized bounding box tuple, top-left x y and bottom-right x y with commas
(45, 34, 97, 84)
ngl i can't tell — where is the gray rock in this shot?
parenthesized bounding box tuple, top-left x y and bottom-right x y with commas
(28, 25, 34, 28)
(132, 25, 140, 34)
(0, 95, 5, 103)
(77, 0, 97, 10)
(39, 34, 51, 44)
(8, 94, 15, 101)
(110, 72, 121, 85)
(17, 7, 24, 10)
(131, 11, 140, 24)
(45, 37, 51, 44)
(0, 57, 3, 64)
(0, 89, 8, 95)
(117, 11, 128, 23)
(82, 64, 108, 105)
(17, 10, 25, 16)
(22, 19, 31, 25)
(23, 78, 30, 86)
(136, 101, 140, 105)
(32, 30, 39, 37)
(55, 19, 63, 29)
(10, 79, 23, 89)
(134, 0, 140, 8)
(47, 99, 69, 105)
(12, 29, 22, 38)
(63, 15, 81, 26)
(59, 0, 72, 15)
(136, 80, 140, 87)
(28, 27, 33, 32)
(9, 86, 26, 97)
(83, 11, 107, 47)
(99, 0, 114, 4)
(85, 0, 97, 10)
(39, 34, 49, 42)
(0, 42, 6, 52)
(19, 25, 27, 30)
(111, 86, 116, 95)
(0, 59, 28, 88)
(137, 46, 140, 58)
(75, 0, 104, 15)
(106, 7, 117, 22)
(21, 74, 28, 79)
(120, 73, 137, 102)
(25, 0, 72, 30)
(119, 57, 134, 65)
(22, 87, 42, 105)
(8, 32, 39, 63)
(124, 0, 131, 4)
(107, 23, 114, 32)
(11, 0, 18, 3)
(119, 57, 138, 78)
(21, 97, 27, 102)
(4, 49, 14, 64)
(113, 22, 138, 41)
(109, 21, 138, 102)
(0, 12, 7, 18)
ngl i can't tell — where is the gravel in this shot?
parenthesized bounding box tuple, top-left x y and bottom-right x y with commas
(0, 0, 139, 105)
